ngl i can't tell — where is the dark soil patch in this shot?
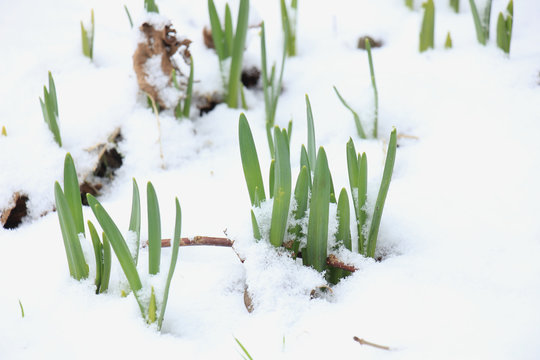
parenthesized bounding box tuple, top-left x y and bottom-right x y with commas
(1, 193, 28, 229)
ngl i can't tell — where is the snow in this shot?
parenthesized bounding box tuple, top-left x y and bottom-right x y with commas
(1, 0, 540, 359)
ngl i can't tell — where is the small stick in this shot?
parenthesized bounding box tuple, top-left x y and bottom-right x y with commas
(353, 336, 391, 351)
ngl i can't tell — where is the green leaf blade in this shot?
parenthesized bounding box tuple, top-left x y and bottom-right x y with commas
(227, 0, 249, 108)
(129, 179, 141, 264)
(269, 127, 291, 247)
(64, 153, 85, 236)
(147, 182, 161, 275)
(239, 114, 266, 206)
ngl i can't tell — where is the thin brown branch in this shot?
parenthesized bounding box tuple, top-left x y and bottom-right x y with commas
(158, 236, 234, 247)
(353, 336, 391, 351)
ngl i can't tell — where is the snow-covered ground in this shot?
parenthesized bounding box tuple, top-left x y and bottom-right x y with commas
(1, 0, 540, 358)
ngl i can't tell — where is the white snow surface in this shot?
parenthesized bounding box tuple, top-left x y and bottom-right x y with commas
(1, 0, 540, 359)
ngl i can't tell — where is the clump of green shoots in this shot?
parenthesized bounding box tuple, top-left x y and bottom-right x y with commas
(172, 57, 195, 119)
(496, 0, 513, 54)
(469, 0, 493, 45)
(450, 0, 459, 13)
(260, 22, 288, 158)
(239, 95, 397, 284)
(334, 38, 379, 139)
(207, 0, 250, 108)
(55, 153, 181, 330)
(144, 0, 159, 13)
(87, 182, 181, 330)
(419, 0, 435, 52)
(81, 9, 95, 61)
(39, 72, 62, 147)
(280, 0, 298, 57)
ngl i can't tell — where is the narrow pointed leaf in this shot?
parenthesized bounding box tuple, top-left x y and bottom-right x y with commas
(239, 114, 266, 205)
(419, 0, 435, 53)
(227, 0, 249, 108)
(88, 220, 103, 293)
(334, 86, 366, 139)
(251, 209, 261, 240)
(305, 147, 330, 272)
(100, 232, 111, 293)
(158, 198, 182, 330)
(269, 159, 275, 199)
(55, 182, 88, 280)
(366, 129, 397, 258)
(300, 145, 312, 188)
(147, 182, 161, 275)
(64, 153, 84, 236)
(305, 95, 316, 167)
(269, 127, 291, 247)
(336, 188, 351, 251)
(183, 57, 194, 118)
(358, 152, 368, 254)
(87, 194, 142, 292)
(129, 179, 141, 264)
(208, 0, 225, 60)
(148, 287, 157, 324)
(224, 4, 233, 57)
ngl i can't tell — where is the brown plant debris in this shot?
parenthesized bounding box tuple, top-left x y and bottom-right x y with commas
(241, 66, 261, 89)
(1, 193, 29, 229)
(195, 93, 222, 115)
(202, 26, 214, 50)
(357, 36, 384, 49)
(243, 287, 254, 313)
(353, 336, 391, 351)
(133, 18, 191, 109)
(157, 236, 234, 248)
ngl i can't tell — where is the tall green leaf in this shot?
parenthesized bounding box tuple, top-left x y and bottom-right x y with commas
(300, 145, 312, 188)
(55, 182, 88, 280)
(208, 0, 225, 61)
(305, 95, 316, 168)
(305, 147, 330, 272)
(129, 179, 141, 264)
(336, 188, 351, 251)
(251, 209, 261, 240)
(365, 38, 379, 138)
(63, 153, 85, 236)
(183, 57, 194, 118)
(147, 182, 161, 275)
(224, 5, 233, 58)
(419, 0, 435, 53)
(269, 127, 291, 247)
(357, 152, 368, 254)
(239, 114, 266, 206)
(87, 194, 143, 293)
(88, 220, 102, 293)
(366, 129, 397, 258)
(227, 0, 249, 108)
(158, 197, 182, 330)
(100, 232, 111, 293)
(333, 86, 367, 139)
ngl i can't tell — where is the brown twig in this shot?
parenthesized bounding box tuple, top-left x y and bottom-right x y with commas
(353, 336, 391, 351)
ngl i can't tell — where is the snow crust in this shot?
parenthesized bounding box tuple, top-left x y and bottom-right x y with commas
(1, 0, 540, 359)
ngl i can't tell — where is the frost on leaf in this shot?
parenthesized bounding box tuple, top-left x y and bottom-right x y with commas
(133, 19, 191, 109)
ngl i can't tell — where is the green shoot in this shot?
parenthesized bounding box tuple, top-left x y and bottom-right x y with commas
(129, 179, 141, 264)
(261, 21, 287, 158)
(304, 147, 330, 272)
(172, 57, 195, 120)
(239, 113, 266, 207)
(147, 182, 161, 275)
(280, 0, 298, 57)
(88, 220, 103, 292)
(445, 32, 453, 49)
(419, 0, 435, 53)
(144, 0, 159, 13)
(19, 299, 25, 318)
(496, 0, 513, 54)
(235, 337, 254, 360)
(124, 5, 133, 28)
(148, 287, 157, 324)
(333, 86, 367, 139)
(305, 95, 316, 168)
(365, 38, 379, 138)
(55, 182, 89, 280)
(328, 187, 351, 284)
(334, 39, 379, 139)
(208, 0, 250, 108)
(288, 165, 309, 251)
(101, 232, 112, 293)
(405, 0, 414, 10)
(269, 126, 292, 247)
(81, 9, 95, 61)
(157, 197, 181, 330)
(346, 140, 367, 254)
(366, 128, 397, 258)
(469, 0, 493, 45)
(450, 0, 459, 13)
(1, 126, 6, 136)
(39, 72, 62, 147)
(63, 154, 85, 236)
